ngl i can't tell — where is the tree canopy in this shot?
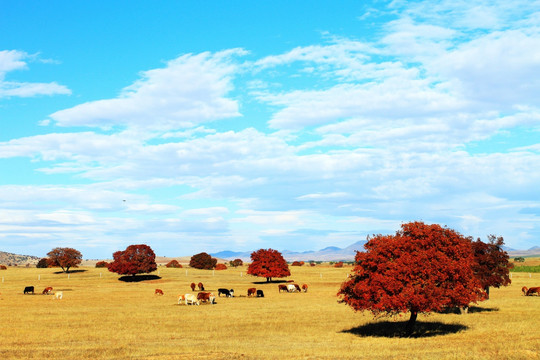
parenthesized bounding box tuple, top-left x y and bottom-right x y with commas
(107, 244, 157, 276)
(338, 221, 485, 332)
(247, 248, 290, 282)
(47, 247, 82, 273)
(189, 252, 217, 270)
(472, 235, 512, 298)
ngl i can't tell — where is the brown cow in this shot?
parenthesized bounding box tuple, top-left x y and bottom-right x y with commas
(155, 289, 164, 295)
(247, 288, 256, 297)
(301, 284, 308, 292)
(190, 282, 196, 291)
(42, 287, 53, 295)
(198, 282, 205, 291)
(293, 284, 301, 292)
(197, 292, 215, 304)
(523, 286, 540, 296)
(278, 284, 288, 292)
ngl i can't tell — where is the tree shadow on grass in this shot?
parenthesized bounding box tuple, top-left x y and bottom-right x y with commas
(53, 269, 87, 274)
(118, 275, 162, 282)
(342, 320, 468, 338)
(252, 280, 292, 285)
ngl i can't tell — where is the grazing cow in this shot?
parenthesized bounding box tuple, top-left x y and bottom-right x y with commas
(177, 294, 186, 304)
(184, 293, 199, 305)
(287, 284, 297, 292)
(23, 286, 34, 294)
(293, 284, 301, 292)
(155, 289, 164, 295)
(198, 282, 205, 291)
(42, 287, 53, 295)
(256, 289, 264, 298)
(247, 288, 256, 297)
(218, 288, 234, 297)
(278, 284, 288, 292)
(302, 284, 308, 292)
(54, 291, 63, 300)
(523, 286, 540, 296)
(190, 282, 196, 291)
(197, 292, 216, 304)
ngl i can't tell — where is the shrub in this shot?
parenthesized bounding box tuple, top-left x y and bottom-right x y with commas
(291, 261, 303, 266)
(215, 263, 227, 270)
(334, 261, 344, 268)
(229, 259, 243, 267)
(95, 261, 109, 268)
(165, 260, 182, 268)
(36, 258, 49, 268)
(0, 265, 7, 270)
(514, 257, 526, 263)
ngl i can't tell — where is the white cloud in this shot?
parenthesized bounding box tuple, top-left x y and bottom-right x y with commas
(0, 50, 71, 98)
(49, 49, 246, 130)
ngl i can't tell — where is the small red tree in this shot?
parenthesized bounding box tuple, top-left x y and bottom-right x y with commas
(230, 259, 243, 267)
(334, 261, 344, 268)
(291, 261, 303, 266)
(47, 247, 83, 273)
(95, 261, 109, 268)
(338, 222, 485, 333)
(247, 248, 290, 282)
(165, 260, 182, 268)
(189, 252, 217, 270)
(472, 235, 512, 299)
(107, 244, 157, 276)
(36, 258, 49, 268)
(215, 263, 227, 270)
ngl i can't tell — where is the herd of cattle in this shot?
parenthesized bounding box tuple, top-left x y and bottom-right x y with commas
(21, 286, 63, 299)
(152, 281, 309, 306)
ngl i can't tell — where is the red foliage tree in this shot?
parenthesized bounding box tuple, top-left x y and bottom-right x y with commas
(189, 252, 217, 270)
(247, 248, 290, 282)
(338, 222, 485, 333)
(291, 261, 303, 266)
(47, 247, 83, 273)
(334, 261, 344, 268)
(472, 235, 512, 299)
(107, 244, 157, 276)
(165, 260, 182, 268)
(215, 263, 227, 270)
(229, 259, 243, 267)
(36, 258, 49, 268)
(95, 261, 109, 268)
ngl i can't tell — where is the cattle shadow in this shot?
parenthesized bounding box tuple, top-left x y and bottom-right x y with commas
(53, 269, 88, 274)
(342, 320, 468, 338)
(118, 275, 162, 282)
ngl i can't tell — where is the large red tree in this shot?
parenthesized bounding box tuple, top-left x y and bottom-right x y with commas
(47, 247, 82, 273)
(189, 252, 217, 270)
(472, 235, 512, 299)
(338, 222, 485, 332)
(107, 244, 157, 276)
(247, 248, 290, 282)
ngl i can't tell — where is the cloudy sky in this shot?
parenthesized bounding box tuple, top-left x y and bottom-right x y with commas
(1, 1, 539, 259)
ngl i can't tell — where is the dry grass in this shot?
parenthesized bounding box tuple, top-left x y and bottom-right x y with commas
(0, 262, 539, 359)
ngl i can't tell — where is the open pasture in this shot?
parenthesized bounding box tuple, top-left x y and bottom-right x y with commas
(0, 264, 539, 359)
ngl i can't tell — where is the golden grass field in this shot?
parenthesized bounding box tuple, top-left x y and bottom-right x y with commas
(0, 259, 539, 360)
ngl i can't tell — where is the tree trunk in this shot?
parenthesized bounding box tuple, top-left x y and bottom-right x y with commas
(266, 277, 272, 282)
(485, 286, 490, 300)
(406, 311, 418, 335)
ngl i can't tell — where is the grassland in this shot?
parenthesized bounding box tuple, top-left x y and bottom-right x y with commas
(0, 261, 539, 360)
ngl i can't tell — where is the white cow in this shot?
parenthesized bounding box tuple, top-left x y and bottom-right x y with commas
(287, 284, 297, 292)
(184, 293, 200, 305)
(54, 291, 63, 300)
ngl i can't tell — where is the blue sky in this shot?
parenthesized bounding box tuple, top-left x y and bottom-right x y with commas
(1, 1, 539, 259)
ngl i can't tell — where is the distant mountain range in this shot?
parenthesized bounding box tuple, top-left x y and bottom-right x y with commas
(1, 243, 539, 266)
(211, 240, 368, 262)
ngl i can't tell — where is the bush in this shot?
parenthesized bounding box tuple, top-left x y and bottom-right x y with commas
(291, 261, 303, 266)
(215, 263, 227, 270)
(36, 258, 49, 268)
(310, 262, 316, 267)
(95, 261, 109, 268)
(165, 260, 182, 268)
(514, 257, 526, 262)
(229, 259, 243, 267)
(334, 261, 344, 268)
(0, 265, 7, 270)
